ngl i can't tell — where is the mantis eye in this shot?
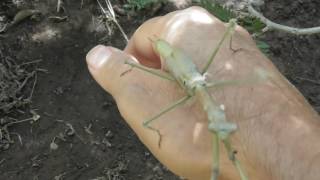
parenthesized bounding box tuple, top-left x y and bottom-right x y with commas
(182, 80, 186, 85)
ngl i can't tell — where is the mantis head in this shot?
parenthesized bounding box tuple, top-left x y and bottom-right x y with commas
(153, 39, 174, 59)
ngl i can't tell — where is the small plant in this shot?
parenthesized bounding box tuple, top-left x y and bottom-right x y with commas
(124, 0, 159, 11)
(255, 40, 270, 54)
(196, 0, 269, 54)
(197, 0, 235, 22)
(198, 0, 320, 35)
(247, 1, 320, 35)
(196, 0, 266, 33)
(97, 0, 129, 42)
(238, 16, 266, 34)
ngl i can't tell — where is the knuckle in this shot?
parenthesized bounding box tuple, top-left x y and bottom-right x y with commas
(185, 6, 207, 13)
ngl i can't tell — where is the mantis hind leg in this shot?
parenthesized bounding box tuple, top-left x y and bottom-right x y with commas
(201, 19, 237, 74)
(211, 133, 220, 180)
(209, 127, 248, 180)
(206, 101, 245, 179)
(143, 95, 192, 147)
(222, 137, 248, 180)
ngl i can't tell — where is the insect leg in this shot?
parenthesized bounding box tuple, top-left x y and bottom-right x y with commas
(229, 36, 242, 53)
(123, 60, 175, 81)
(206, 78, 259, 89)
(222, 137, 248, 180)
(206, 68, 270, 89)
(201, 19, 237, 74)
(206, 79, 248, 89)
(143, 95, 192, 147)
(211, 133, 220, 180)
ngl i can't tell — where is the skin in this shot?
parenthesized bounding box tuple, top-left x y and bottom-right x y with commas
(86, 7, 320, 180)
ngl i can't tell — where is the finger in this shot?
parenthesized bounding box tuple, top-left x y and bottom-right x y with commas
(86, 45, 135, 96)
(124, 6, 228, 70)
(124, 10, 183, 69)
(86, 44, 176, 102)
(125, 16, 164, 69)
(86, 44, 209, 179)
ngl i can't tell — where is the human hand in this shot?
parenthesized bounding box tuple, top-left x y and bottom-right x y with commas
(86, 7, 320, 180)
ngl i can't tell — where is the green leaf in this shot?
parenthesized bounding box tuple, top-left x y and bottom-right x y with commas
(196, 0, 266, 34)
(238, 17, 266, 34)
(125, 0, 158, 10)
(256, 40, 270, 54)
(198, 0, 235, 22)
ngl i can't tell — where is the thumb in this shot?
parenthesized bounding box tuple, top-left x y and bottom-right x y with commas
(86, 45, 132, 96)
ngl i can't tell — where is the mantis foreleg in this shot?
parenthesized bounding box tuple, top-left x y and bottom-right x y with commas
(229, 36, 242, 53)
(143, 95, 192, 147)
(202, 19, 237, 74)
(124, 60, 175, 81)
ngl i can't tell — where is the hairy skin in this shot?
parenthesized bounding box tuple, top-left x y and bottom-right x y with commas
(86, 7, 320, 180)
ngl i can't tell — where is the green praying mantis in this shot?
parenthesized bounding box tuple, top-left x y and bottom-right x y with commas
(123, 19, 257, 180)
(96, 0, 268, 178)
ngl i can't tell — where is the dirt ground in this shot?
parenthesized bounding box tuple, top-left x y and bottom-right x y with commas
(0, 0, 319, 180)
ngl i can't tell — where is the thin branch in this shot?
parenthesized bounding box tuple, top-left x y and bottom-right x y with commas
(29, 72, 37, 99)
(0, 158, 5, 165)
(113, 19, 129, 42)
(248, 4, 320, 35)
(19, 59, 42, 66)
(296, 77, 320, 85)
(10, 132, 23, 146)
(105, 0, 115, 18)
(57, 0, 63, 13)
(6, 117, 34, 126)
(81, 0, 84, 9)
(97, 0, 129, 42)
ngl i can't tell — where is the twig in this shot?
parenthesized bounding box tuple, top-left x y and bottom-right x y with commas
(10, 132, 23, 146)
(54, 172, 67, 180)
(55, 120, 86, 144)
(6, 117, 34, 126)
(36, 68, 49, 73)
(57, 0, 63, 13)
(296, 77, 320, 85)
(16, 71, 35, 92)
(29, 72, 37, 100)
(0, 24, 8, 33)
(248, 3, 320, 35)
(81, 0, 84, 9)
(0, 158, 5, 165)
(49, 16, 68, 23)
(19, 59, 42, 66)
(97, 0, 129, 42)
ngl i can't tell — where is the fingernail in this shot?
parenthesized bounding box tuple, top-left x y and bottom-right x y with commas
(86, 45, 112, 70)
